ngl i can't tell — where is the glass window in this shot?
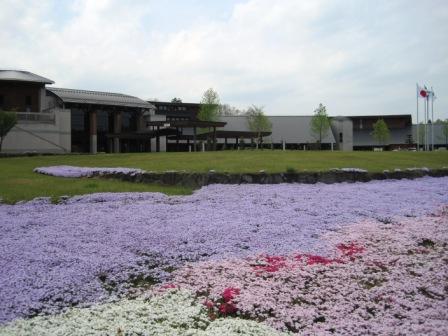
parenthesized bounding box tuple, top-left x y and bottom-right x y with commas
(97, 110, 110, 132)
(71, 109, 86, 131)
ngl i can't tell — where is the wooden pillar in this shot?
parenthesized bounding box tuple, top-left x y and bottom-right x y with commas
(213, 126, 217, 151)
(156, 126, 160, 152)
(137, 111, 145, 131)
(224, 137, 228, 150)
(176, 127, 180, 152)
(236, 137, 239, 150)
(89, 110, 97, 154)
(193, 127, 197, 152)
(113, 111, 122, 153)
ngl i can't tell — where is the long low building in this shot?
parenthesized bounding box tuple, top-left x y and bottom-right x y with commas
(1, 70, 444, 153)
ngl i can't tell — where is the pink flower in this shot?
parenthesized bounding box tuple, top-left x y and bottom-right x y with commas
(222, 287, 240, 302)
(203, 299, 215, 309)
(219, 302, 238, 315)
(304, 254, 341, 265)
(337, 242, 365, 257)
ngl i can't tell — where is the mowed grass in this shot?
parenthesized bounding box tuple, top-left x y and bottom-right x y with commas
(0, 150, 447, 203)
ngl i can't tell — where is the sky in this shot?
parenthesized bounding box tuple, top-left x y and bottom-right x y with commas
(1, 0, 447, 120)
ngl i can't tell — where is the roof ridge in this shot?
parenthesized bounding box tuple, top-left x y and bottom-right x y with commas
(49, 87, 136, 98)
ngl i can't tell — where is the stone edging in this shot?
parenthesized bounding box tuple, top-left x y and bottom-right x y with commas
(95, 169, 448, 188)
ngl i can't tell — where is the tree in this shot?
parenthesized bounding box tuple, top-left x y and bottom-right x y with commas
(371, 119, 390, 146)
(246, 105, 272, 149)
(310, 103, 330, 149)
(198, 88, 220, 150)
(418, 122, 426, 149)
(198, 88, 220, 122)
(219, 104, 244, 116)
(440, 119, 448, 146)
(171, 97, 182, 103)
(0, 110, 17, 152)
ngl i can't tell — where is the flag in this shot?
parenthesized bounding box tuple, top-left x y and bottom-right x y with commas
(417, 84, 429, 98)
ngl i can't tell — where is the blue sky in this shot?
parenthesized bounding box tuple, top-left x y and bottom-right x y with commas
(0, 0, 447, 120)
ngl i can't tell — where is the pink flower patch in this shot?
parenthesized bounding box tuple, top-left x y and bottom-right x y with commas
(253, 255, 288, 273)
(203, 299, 215, 309)
(160, 283, 177, 289)
(303, 254, 342, 265)
(222, 287, 240, 302)
(219, 302, 238, 315)
(337, 242, 365, 258)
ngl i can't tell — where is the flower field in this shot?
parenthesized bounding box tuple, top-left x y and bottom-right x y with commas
(1, 177, 447, 335)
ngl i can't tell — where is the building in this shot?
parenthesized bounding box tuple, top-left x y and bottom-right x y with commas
(148, 101, 200, 122)
(1, 70, 440, 154)
(1, 70, 168, 154)
(349, 115, 413, 150)
(0, 70, 71, 153)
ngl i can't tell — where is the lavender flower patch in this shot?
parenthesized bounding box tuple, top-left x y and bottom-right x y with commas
(0, 177, 447, 323)
(34, 165, 145, 178)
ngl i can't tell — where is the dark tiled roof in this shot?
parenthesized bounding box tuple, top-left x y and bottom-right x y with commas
(48, 87, 154, 109)
(0, 70, 54, 84)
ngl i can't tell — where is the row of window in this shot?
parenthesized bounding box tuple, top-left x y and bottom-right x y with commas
(158, 105, 187, 111)
(0, 95, 32, 111)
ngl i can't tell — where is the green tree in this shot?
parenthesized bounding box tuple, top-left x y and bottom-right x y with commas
(246, 105, 272, 149)
(310, 103, 330, 149)
(440, 119, 448, 146)
(171, 97, 182, 103)
(418, 122, 426, 149)
(371, 119, 390, 146)
(198, 88, 220, 122)
(0, 110, 17, 152)
(198, 88, 220, 150)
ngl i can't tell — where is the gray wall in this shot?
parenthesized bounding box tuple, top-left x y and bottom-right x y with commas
(412, 124, 447, 147)
(219, 116, 336, 145)
(330, 117, 353, 151)
(2, 108, 71, 153)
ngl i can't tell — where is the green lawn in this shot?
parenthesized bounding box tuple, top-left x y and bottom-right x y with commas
(0, 150, 447, 203)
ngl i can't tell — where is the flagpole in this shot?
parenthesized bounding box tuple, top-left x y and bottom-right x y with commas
(416, 83, 419, 151)
(431, 87, 434, 151)
(424, 95, 428, 151)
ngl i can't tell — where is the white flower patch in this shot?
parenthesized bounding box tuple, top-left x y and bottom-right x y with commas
(406, 167, 430, 172)
(330, 168, 368, 173)
(0, 290, 206, 335)
(0, 289, 287, 336)
(201, 318, 288, 335)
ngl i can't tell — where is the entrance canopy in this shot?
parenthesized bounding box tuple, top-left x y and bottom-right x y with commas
(146, 120, 226, 128)
(167, 130, 271, 140)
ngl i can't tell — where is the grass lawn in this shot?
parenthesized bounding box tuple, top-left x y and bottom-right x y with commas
(0, 150, 447, 203)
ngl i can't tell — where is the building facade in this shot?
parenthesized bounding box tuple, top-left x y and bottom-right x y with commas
(1, 70, 439, 154)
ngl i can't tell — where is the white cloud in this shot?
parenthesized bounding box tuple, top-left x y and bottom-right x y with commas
(0, 0, 447, 119)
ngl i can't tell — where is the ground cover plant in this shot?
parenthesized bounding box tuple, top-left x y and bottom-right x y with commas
(0, 151, 447, 202)
(0, 177, 447, 335)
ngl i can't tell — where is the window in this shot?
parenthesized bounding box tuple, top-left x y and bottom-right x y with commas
(339, 132, 343, 143)
(25, 96, 32, 112)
